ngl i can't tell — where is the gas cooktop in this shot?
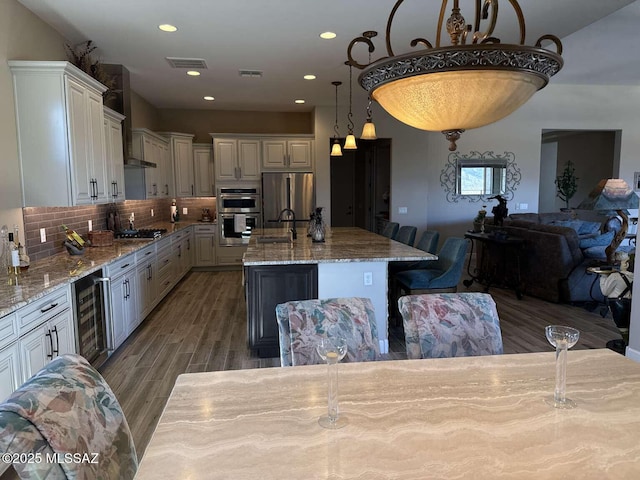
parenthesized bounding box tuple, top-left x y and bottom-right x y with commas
(114, 228, 167, 239)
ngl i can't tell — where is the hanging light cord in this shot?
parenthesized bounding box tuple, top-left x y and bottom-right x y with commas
(347, 64, 354, 134)
(334, 82, 340, 137)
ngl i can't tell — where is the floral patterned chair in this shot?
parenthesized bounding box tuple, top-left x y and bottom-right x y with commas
(276, 297, 380, 366)
(398, 293, 504, 359)
(0, 353, 137, 480)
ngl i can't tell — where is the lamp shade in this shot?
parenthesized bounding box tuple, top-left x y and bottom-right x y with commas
(344, 134, 357, 150)
(577, 179, 639, 212)
(330, 140, 343, 157)
(361, 120, 377, 140)
(370, 69, 545, 132)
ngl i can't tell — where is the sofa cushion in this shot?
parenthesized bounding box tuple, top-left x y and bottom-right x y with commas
(577, 220, 602, 235)
(508, 213, 539, 223)
(579, 230, 614, 249)
(549, 219, 583, 233)
(539, 212, 576, 224)
(582, 246, 607, 260)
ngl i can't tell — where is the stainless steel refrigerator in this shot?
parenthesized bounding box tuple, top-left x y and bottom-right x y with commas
(262, 172, 315, 227)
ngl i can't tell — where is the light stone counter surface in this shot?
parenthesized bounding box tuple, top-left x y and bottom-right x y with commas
(136, 349, 640, 479)
(0, 221, 195, 318)
(244, 227, 436, 265)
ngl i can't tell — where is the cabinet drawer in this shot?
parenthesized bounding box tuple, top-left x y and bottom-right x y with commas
(194, 224, 217, 234)
(106, 253, 136, 278)
(216, 245, 247, 266)
(135, 244, 156, 262)
(17, 286, 71, 335)
(0, 313, 18, 350)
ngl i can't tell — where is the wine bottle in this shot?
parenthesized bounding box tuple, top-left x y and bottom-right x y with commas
(61, 225, 85, 248)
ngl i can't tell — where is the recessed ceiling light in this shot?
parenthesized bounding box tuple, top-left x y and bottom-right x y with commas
(294, 99, 305, 104)
(158, 24, 177, 32)
(186, 71, 201, 76)
(320, 31, 337, 39)
(203, 96, 215, 101)
(303, 74, 316, 80)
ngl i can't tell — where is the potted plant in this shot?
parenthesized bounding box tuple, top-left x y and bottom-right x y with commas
(555, 160, 579, 210)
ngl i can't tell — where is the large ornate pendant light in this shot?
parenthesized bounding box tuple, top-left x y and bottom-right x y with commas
(346, 0, 563, 151)
(343, 63, 357, 150)
(330, 81, 343, 157)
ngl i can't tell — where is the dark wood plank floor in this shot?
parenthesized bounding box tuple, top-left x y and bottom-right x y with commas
(99, 270, 622, 459)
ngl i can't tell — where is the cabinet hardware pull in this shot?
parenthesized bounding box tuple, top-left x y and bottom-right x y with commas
(146, 251, 152, 256)
(178, 245, 182, 257)
(121, 263, 130, 269)
(191, 185, 194, 195)
(46, 330, 53, 359)
(125, 279, 130, 299)
(40, 303, 58, 313)
(52, 325, 59, 355)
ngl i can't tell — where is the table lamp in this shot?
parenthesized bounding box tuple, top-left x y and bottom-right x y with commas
(577, 178, 639, 264)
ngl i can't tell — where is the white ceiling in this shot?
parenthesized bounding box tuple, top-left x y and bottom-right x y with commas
(17, 0, 640, 112)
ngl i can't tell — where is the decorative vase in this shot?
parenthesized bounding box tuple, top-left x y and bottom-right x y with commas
(312, 207, 325, 243)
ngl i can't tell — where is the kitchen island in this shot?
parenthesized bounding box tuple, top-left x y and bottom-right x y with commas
(243, 227, 436, 357)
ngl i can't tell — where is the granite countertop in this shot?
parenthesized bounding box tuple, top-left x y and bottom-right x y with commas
(0, 221, 195, 318)
(243, 227, 436, 266)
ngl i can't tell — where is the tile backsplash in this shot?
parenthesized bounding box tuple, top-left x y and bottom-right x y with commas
(23, 197, 216, 262)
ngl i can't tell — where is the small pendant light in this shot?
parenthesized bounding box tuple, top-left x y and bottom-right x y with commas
(343, 63, 357, 150)
(330, 81, 343, 157)
(357, 31, 377, 141)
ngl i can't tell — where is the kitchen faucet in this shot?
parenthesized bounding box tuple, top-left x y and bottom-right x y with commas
(277, 208, 297, 240)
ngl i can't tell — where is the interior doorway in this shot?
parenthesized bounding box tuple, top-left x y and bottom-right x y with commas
(330, 138, 391, 232)
(539, 130, 620, 212)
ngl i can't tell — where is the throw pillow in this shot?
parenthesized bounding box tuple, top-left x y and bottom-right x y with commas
(579, 230, 615, 249)
(550, 219, 582, 233)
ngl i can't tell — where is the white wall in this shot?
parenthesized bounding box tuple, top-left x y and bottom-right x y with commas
(315, 83, 640, 358)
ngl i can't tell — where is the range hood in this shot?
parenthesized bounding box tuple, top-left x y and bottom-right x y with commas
(103, 64, 156, 168)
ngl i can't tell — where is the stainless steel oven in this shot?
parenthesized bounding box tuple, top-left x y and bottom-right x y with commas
(218, 187, 260, 213)
(219, 213, 261, 245)
(72, 269, 111, 368)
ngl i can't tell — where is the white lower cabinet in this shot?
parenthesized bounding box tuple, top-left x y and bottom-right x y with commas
(136, 244, 158, 322)
(18, 309, 75, 383)
(194, 225, 217, 266)
(106, 255, 137, 350)
(0, 342, 21, 402)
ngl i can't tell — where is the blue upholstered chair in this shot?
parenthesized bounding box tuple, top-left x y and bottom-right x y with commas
(381, 221, 399, 240)
(394, 237, 469, 295)
(0, 354, 137, 480)
(416, 230, 440, 255)
(395, 226, 417, 246)
(398, 292, 504, 359)
(275, 297, 380, 367)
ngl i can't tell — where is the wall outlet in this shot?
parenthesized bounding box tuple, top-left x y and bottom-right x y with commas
(520, 203, 529, 211)
(182, 207, 188, 215)
(150, 209, 154, 217)
(363, 272, 373, 286)
(398, 207, 408, 214)
(40, 228, 46, 243)
(88, 220, 92, 231)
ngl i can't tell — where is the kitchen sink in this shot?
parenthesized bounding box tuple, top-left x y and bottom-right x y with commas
(257, 236, 291, 244)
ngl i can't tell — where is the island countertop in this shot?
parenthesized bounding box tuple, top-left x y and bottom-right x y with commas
(243, 227, 436, 266)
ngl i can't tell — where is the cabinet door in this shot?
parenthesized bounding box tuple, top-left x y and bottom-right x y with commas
(66, 77, 93, 205)
(195, 234, 216, 266)
(143, 136, 158, 197)
(214, 139, 238, 181)
(49, 310, 76, 357)
(160, 142, 173, 197)
(87, 89, 109, 203)
(0, 343, 21, 401)
(18, 324, 51, 382)
(262, 140, 287, 169)
(288, 140, 313, 169)
(247, 265, 318, 357)
(123, 276, 138, 336)
(136, 262, 156, 321)
(105, 119, 124, 202)
(110, 274, 129, 349)
(174, 137, 195, 197)
(238, 140, 260, 180)
(193, 146, 214, 196)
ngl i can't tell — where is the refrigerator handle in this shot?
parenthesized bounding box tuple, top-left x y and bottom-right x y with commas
(286, 176, 291, 210)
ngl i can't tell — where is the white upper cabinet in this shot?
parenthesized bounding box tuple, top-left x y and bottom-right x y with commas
(262, 138, 313, 170)
(161, 133, 195, 197)
(131, 129, 171, 199)
(213, 137, 260, 182)
(193, 143, 214, 196)
(9, 61, 109, 207)
(103, 107, 126, 202)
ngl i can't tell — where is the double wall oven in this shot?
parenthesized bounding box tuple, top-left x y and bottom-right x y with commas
(217, 187, 261, 246)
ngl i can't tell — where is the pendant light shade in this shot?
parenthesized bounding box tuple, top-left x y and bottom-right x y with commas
(330, 81, 343, 157)
(361, 120, 377, 140)
(343, 63, 357, 150)
(346, 1, 563, 151)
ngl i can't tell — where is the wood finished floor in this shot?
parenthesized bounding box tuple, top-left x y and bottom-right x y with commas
(99, 269, 622, 459)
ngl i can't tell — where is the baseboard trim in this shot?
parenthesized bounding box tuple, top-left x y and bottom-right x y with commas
(625, 346, 640, 363)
